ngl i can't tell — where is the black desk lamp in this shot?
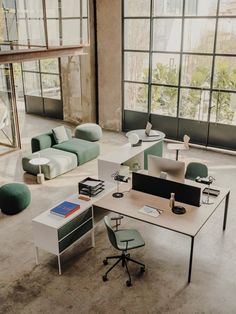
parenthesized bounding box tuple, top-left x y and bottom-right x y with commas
(112, 172, 129, 198)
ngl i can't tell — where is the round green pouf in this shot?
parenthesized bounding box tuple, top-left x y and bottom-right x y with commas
(74, 123, 102, 141)
(0, 183, 31, 215)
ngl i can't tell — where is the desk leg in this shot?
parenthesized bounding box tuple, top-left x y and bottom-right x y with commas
(188, 236, 194, 283)
(91, 229, 95, 248)
(58, 255, 62, 275)
(176, 150, 179, 161)
(35, 246, 39, 265)
(223, 192, 230, 231)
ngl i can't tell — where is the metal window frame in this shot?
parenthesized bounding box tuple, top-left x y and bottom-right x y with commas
(122, 0, 236, 143)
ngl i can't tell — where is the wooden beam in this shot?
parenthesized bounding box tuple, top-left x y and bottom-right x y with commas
(0, 45, 87, 64)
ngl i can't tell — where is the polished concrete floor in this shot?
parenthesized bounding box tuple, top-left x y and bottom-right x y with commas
(0, 113, 236, 314)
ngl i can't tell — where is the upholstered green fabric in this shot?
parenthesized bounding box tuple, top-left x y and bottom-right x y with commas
(104, 216, 145, 251)
(74, 123, 102, 141)
(22, 148, 77, 179)
(31, 128, 72, 152)
(0, 183, 31, 215)
(53, 138, 100, 165)
(185, 162, 208, 181)
(52, 126, 69, 144)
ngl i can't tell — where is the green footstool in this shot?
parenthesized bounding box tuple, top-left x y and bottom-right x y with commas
(74, 123, 102, 141)
(0, 183, 31, 215)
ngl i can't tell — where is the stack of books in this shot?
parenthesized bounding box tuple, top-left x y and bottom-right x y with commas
(79, 177, 104, 197)
(50, 201, 80, 218)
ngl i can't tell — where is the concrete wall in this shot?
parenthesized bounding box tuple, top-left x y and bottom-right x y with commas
(97, 0, 122, 131)
(61, 0, 96, 125)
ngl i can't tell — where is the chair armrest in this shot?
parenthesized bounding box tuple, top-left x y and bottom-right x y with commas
(120, 238, 134, 250)
(120, 238, 134, 243)
(111, 215, 124, 230)
(111, 215, 124, 221)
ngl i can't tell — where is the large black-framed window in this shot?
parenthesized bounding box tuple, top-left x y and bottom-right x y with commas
(122, 0, 236, 150)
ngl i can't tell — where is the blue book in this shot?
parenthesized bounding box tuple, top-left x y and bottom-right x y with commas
(50, 201, 80, 218)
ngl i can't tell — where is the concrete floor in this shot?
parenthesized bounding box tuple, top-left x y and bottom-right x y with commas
(0, 113, 236, 314)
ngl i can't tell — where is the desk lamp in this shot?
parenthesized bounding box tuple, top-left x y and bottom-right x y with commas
(197, 176, 215, 205)
(112, 172, 129, 198)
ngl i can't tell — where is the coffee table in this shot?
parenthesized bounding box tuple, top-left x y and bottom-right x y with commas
(29, 157, 50, 184)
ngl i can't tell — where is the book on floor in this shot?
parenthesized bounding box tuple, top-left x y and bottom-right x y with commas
(50, 201, 80, 218)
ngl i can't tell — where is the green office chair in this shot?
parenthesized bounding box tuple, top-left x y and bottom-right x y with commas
(103, 215, 145, 287)
(185, 162, 208, 181)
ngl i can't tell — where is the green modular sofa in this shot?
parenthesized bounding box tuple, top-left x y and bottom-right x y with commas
(22, 128, 100, 179)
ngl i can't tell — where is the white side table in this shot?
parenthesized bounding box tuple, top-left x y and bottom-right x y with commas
(29, 157, 50, 184)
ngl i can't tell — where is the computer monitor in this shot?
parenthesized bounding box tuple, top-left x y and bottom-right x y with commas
(148, 155, 185, 183)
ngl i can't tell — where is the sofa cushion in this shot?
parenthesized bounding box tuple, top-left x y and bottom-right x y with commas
(22, 148, 77, 179)
(52, 126, 69, 144)
(31, 128, 72, 152)
(53, 138, 100, 165)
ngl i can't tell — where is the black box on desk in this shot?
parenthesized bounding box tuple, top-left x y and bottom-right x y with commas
(78, 177, 105, 197)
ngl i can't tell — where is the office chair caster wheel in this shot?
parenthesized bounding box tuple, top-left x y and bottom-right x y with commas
(103, 259, 108, 265)
(126, 280, 132, 287)
(140, 266, 145, 274)
(102, 275, 108, 282)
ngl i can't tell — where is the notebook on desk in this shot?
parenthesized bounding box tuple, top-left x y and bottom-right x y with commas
(139, 205, 161, 218)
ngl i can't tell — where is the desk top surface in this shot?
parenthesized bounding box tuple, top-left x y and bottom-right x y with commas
(98, 140, 163, 164)
(32, 182, 116, 229)
(93, 182, 229, 237)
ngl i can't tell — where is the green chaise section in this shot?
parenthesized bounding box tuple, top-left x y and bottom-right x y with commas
(22, 127, 100, 179)
(53, 138, 100, 165)
(22, 148, 78, 179)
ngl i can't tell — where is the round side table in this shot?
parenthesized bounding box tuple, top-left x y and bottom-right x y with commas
(29, 157, 50, 184)
(126, 129, 165, 142)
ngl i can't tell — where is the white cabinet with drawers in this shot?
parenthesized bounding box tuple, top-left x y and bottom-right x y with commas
(32, 183, 115, 274)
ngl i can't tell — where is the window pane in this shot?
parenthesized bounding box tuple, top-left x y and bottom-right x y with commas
(124, 52, 149, 82)
(83, 0, 88, 17)
(211, 91, 236, 125)
(22, 61, 39, 72)
(181, 55, 212, 88)
(28, 19, 45, 46)
(216, 18, 236, 54)
(83, 19, 88, 43)
(153, 0, 183, 16)
(46, 0, 59, 18)
(62, 0, 80, 17)
(183, 19, 216, 53)
(17, 20, 28, 45)
(124, 0, 150, 17)
(124, 19, 150, 50)
(0, 67, 9, 92)
(179, 88, 209, 121)
(185, 0, 217, 16)
(124, 82, 148, 112)
(47, 19, 60, 46)
(151, 86, 177, 116)
(152, 53, 180, 85)
(41, 74, 61, 100)
(40, 59, 59, 74)
(25, 0, 43, 18)
(63, 20, 81, 45)
(219, 0, 236, 15)
(153, 19, 182, 51)
(214, 57, 236, 91)
(23, 72, 41, 96)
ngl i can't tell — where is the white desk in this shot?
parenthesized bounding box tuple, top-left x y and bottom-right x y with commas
(98, 139, 164, 182)
(32, 182, 115, 275)
(93, 182, 230, 283)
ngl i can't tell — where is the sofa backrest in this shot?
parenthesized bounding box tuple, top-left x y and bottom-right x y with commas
(31, 128, 72, 152)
